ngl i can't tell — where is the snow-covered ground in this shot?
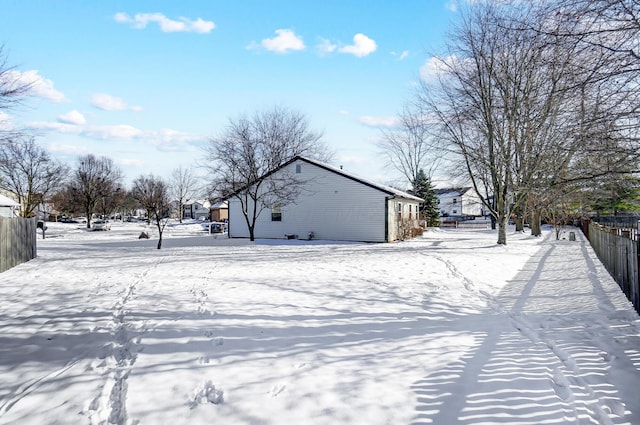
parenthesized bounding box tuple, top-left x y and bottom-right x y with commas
(1, 220, 639, 425)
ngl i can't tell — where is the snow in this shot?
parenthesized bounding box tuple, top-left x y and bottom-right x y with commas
(1, 220, 639, 425)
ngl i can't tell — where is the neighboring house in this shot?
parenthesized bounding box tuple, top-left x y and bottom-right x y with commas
(183, 199, 211, 220)
(436, 187, 485, 217)
(209, 200, 228, 222)
(226, 156, 423, 243)
(0, 193, 20, 218)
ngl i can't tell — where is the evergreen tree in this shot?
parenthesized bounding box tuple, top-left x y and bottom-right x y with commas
(413, 169, 440, 227)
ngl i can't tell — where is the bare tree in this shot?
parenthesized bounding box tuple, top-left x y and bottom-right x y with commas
(551, 0, 639, 66)
(378, 105, 442, 191)
(0, 44, 32, 119)
(203, 106, 329, 241)
(131, 174, 171, 249)
(420, 1, 596, 244)
(0, 44, 36, 193)
(0, 136, 68, 217)
(169, 165, 199, 223)
(69, 154, 123, 228)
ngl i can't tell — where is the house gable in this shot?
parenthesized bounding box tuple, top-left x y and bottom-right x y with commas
(226, 157, 423, 242)
(436, 187, 484, 217)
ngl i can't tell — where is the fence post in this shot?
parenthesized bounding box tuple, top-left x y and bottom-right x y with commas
(637, 237, 640, 312)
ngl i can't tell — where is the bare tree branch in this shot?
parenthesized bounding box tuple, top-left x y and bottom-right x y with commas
(0, 136, 68, 217)
(203, 106, 330, 241)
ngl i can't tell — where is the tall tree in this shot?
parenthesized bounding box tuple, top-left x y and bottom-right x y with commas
(378, 105, 441, 191)
(131, 174, 171, 249)
(0, 44, 32, 135)
(419, 2, 583, 244)
(203, 106, 330, 241)
(0, 136, 68, 217)
(412, 169, 440, 227)
(169, 165, 199, 223)
(69, 154, 123, 228)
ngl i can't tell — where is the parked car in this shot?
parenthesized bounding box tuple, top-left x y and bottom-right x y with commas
(92, 220, 111, 231)
(202, 221, 227, 234)
(59, 216, 78, 223)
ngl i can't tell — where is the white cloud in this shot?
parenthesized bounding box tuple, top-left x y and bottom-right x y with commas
(390, 50, 410, 61)
(445, 1, 459, 12)
(25, 121, 81, 134)
(8, 70, 67, 102)
(91, 93, 142, 112)
(339, 34, 377, 57)
(114, 12, 215, 33)
(357, 115, 400, 128)
(0, 111, 12, 130)
(83, 124, 144, 140)
(119, 157, 145, 167)
(57, 110, 86, 125)
(316, 38, 337, 56)
(48, 143, 91, 156)
(26, 121, 204, 148)
(420, 55, 462, 82)
(248, 29, 305, 54)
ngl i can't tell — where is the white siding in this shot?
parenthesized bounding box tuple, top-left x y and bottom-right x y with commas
(437, 189, 484, 217)
(387, 199, 421, 241)
(0, 206, 14, 217)
(228, 160, 391, 242)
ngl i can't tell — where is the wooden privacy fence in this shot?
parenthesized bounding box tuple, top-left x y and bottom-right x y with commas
(587, 221, 640, 314)
(0, 216, 37, 273)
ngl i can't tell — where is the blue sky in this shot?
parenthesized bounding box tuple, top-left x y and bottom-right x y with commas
(1, 1, 459, 189)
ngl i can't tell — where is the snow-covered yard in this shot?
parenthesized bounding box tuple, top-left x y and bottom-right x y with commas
(1, 221, 639, 424)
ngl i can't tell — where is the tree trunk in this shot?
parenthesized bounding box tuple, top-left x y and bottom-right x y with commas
(249, 226, 255, 242)
(497, 216, 508, 245)
(515, 215, 524, 232)
(530, 209, 542, 237)
(154, 216, 164, 249)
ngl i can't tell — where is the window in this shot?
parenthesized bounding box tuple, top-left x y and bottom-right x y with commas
(452, 209, 457, 214)
(453, 198, 457, 204)
(295, 164, 302, 174)
(271, 205, 282, 221)
(397, 202, 402, 221)
(409, 204, 413, 220)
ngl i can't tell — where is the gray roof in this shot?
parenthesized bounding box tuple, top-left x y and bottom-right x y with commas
(296, 157, 424, 202)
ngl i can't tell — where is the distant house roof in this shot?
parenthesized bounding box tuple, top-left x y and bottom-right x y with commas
(0, 193, 19, 207)
(225, 156, 424, 202)
(210, 200, 228, 209)
(184, 199, 211, 208)
(436, 187, 473, 196)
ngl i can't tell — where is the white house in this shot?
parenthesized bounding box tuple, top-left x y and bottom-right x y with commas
(0, 193, 20, 218)
(183, 199, 211, 220)
(227, 157, 423, 243)
(436, 187, 485, 217)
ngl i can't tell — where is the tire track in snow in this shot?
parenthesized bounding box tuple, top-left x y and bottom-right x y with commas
(0, 357, 83, 416)
(426, 248, 622, 425)
(85, 254, 171, 425)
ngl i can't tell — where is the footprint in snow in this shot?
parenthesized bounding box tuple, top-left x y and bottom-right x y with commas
(189, 381, 224, 408)
(270, 383, 286, 397)
(600, 351, 616, 362)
